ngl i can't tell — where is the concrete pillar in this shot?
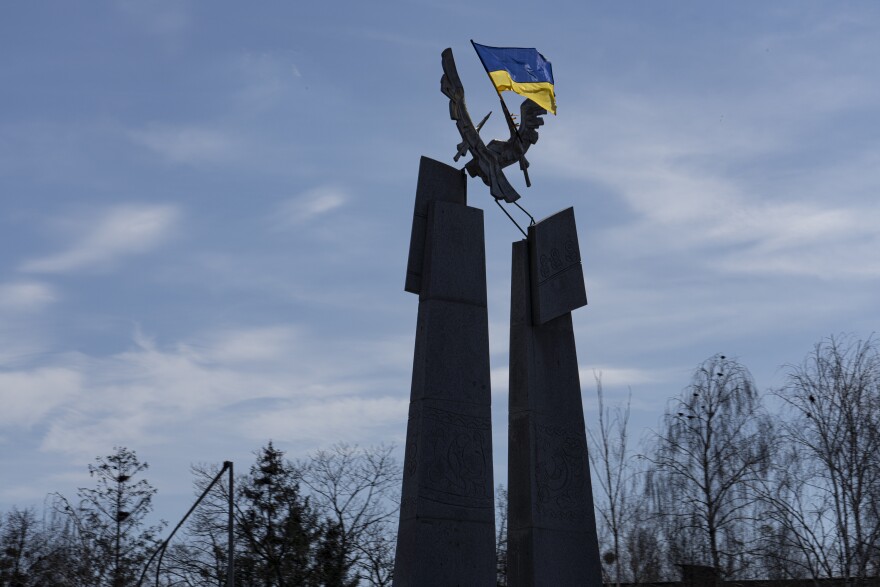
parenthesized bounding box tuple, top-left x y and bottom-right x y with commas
(394, 157, 496, 586)
(507, 216, 602, 586)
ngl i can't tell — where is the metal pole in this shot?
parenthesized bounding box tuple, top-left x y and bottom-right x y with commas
(136, 462, 231, 587)
(225, 460, 234, 587)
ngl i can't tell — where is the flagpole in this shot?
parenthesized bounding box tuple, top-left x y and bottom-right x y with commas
(470, 40, 531, 187)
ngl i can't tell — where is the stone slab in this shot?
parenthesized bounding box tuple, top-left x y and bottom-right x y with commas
(421, 200, 487, 307)
(394, 518, 496, 586)
(405, 156, 467, 295)
(508, 239, 602, 587)
(527, 207, 587, 325)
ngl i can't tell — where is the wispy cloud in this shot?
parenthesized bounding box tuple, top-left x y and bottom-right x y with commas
(231, 51, 303, 111)
(21, 205, 179, 273)
(240, 396, 408, 444)
(0, 281, 56, 311)
(129, 125, 237, 164)
(275, 185, 349, 227)
(19, 323, 410, 459)
(0, 368, 82, 428)
(537, 86, 880, 279)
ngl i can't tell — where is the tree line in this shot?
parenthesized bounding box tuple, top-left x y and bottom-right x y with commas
(584, 334, 880, 586)
(3, 333, 879, 586)
(0, 443, 400, 587)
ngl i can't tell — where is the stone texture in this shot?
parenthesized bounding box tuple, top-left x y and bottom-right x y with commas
(508, 238, 602, 587)
(394, 172, 495, 586)
(405, 157, 467, 295)
(527, 207, 587, 326)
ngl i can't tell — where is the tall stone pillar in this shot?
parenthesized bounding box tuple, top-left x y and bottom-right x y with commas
(394, 157, 496, 586)
(508, 209, 603, 586)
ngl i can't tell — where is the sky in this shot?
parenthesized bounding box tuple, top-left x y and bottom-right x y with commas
(2, 1, 879, 526)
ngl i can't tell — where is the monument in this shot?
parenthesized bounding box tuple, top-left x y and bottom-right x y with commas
(394, 43, 601, 586)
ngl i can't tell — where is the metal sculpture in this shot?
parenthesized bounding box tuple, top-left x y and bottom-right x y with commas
(441, 48, 546, 205)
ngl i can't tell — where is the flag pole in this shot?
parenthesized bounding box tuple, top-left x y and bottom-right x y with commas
(471, 40, 531, 187)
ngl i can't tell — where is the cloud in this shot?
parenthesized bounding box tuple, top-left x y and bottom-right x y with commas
(0, 368, 82, 428)
(537, 88, 880, 279)
(0, 281, 56, 311)
(21, 204, 179, 273)
(192, 326, 302, 364)
(24, 323, 409, 459)
(129, 125, 236, 164)
(240, 396, 408, 444)
(230, 51, 303, 111)
(275, 186, 348, 226)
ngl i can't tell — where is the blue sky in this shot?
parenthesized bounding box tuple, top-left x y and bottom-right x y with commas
(2, 1, 879, 523)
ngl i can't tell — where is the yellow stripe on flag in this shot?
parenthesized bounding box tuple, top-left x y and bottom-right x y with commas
(488, 70, 557, 115)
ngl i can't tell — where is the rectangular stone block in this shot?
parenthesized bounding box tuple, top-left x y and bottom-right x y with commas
(405, 156, 467, 295)
(409, 299, 490, 405)
(394, 518, 496, 586)
(527, 207, 587, 325)
(401, 400, 494, 521)
(421, 200, 486, 307)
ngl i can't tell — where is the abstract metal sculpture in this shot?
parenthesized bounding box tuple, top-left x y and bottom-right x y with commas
(441, 48, 546, 204)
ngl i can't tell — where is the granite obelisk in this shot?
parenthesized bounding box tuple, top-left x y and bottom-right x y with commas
(394, 156, 496, 586)
(507, 208, 603, 586)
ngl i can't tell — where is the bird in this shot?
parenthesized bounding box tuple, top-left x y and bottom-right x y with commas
(809, 395, 816, 403)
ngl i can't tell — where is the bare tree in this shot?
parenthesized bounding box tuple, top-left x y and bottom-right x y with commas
(0, 507, 49, 586)
(299, 443, 401, 587)
(761, 335, 880, 584)
(587, 372, 634, 587)
(495, 484, 508, 587)
(648, 354, 772, 578)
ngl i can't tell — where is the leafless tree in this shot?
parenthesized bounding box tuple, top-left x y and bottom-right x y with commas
(299, 443, 401, 587)
(587, 372, 634, 587)
(648, 354, 772, 578)
(760, 335, 880, 584)
(495, 484, 508, 586)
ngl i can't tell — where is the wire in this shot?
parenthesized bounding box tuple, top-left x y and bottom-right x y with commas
(495, 199, 528, 238)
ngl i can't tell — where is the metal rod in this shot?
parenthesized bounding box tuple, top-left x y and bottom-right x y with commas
(226, 460, 234, 587)
(495, 199, 527, 238)
(136, 461, 232, 587)
(513, 200, 536, 226)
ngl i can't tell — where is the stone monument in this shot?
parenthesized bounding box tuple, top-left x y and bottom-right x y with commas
(394, 45, 601, 586)
(394, 156, 496, 585)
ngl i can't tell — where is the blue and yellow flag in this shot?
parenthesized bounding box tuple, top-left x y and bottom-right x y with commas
(472, 42, 556, 115)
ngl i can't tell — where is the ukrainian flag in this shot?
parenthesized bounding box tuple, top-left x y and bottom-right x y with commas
(472, 41, 556, 114)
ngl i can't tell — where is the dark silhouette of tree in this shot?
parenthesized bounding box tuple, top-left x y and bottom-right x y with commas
(51, 446, 164, 587)
(648, 354, 772, 578)
(588, 373, 635, 587)
(495, 484, 508, 586)
(299, 443, 400, 587)
(0, 507, 51, 586)
(759, 335, 880, 584)
(176, 442, 365, 586)
(235, 442, 325, 586)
